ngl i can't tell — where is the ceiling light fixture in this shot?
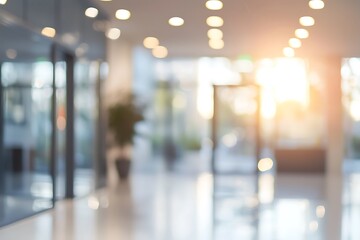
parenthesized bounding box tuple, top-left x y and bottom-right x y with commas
(205, 0, 223, 10)
(289, 38, 302, 48)
(209, 39, 224, 49)
(295, 28, 309, 39)
(299, 16, 315, 26)
(41, 27, 56, 38)
(85, 7, 98, 18)
(0, 0, 7, 5)
(207, 28, 223, 39)
(143, 37, 159, 49)
(283, 47, 295, 57)
(309, 0, 325, 10)
(115, 9, 131, 20)
(106, 28, 121, 40)
(168, 17, 184, 26)
(152, 46, 168, 58)
(206, 16, 224, 27)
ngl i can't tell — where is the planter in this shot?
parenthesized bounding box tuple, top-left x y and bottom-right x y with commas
(275, 148, 326, 173)
(115, 158, 131, 180)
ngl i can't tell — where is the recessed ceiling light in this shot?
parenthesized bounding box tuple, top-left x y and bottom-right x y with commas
(168, 17, 184, 26)
(6, 49, 17, 59)
(106, 28, 121, 40)
(309, 0, 325, 10)
(41, 27, 56, 38)
(152, 46, 168, 58)
(207, 28, 223, 39)
(115, 9, 131, 20)
(283, 47, 295, 57)
(209, 39, 224, 49)
(295, 29, 309, 39)
(85, 7, 98, 18)
(206, 16, 224, 27)
(0, 0, 7, 5)
(205, 0, 223, 10)
(299, 16, 315, 26)
(289, 38, 302, 48)
(143, 37, 159, 49)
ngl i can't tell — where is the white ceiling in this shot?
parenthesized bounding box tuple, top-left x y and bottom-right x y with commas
(98, 0, 360, 59)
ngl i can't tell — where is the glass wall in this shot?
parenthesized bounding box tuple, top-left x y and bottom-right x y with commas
(0, 24, 54, 226)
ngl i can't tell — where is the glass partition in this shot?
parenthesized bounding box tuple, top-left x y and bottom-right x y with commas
(0, 24, 54, 226)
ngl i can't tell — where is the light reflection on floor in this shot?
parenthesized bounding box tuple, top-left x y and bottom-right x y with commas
(0, 170, 360, 240)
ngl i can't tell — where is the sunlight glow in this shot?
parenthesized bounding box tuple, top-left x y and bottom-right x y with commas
(258, 174, 274, 204)
(350, 100, 360, 121)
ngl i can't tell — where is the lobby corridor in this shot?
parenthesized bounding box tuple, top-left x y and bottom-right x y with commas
(0, 168, 357, 240)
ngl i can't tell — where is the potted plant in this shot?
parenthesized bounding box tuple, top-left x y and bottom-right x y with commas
(108, 94, 143, 180)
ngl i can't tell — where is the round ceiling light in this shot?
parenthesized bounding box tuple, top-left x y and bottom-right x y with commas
(152, 46, 168, 58)
(206, 16, 224, 27)
(168, 17, 184, 26)
(85, 7, 98, 18)
(116, 9, 131, 20)
(289, 38, 302, 48)
(299, 16, 315, 26)
(207, 28, 223, 39)
(143, 37, 159, 49)
(205, 0, 223, 10)
(106, 28, 121, 40)
(309, 0, 325, 10)
(283, 47, 295, 57)
(295, 29, 309, 39)
(209, 39, 224, 49)
(41, 27, 56, 38)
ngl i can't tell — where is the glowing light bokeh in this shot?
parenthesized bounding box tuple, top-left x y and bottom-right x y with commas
(309, 0, 325, 10)
(289, 38, 302, 48)
(206, 16, 224, 27)
(168, 17, 184, 26)
(299, 16, 315, 26)
(209, 39, 224, 49)
(295, 29, 309, 39)
(258, 158, 274, 172)
(106, 28, 121, 40)
(85, 7, 98, 18)
(143, 37, 159, 49)
(207, 28, 223, 39)
(283, 47, 295, 57)
(41, 27, 56, 38)
(116, 9, 131, 20)
(152, 46, 168, 58)
(205, 0, 223, 10)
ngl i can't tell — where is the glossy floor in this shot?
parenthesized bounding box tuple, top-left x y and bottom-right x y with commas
(0, 169, 359, 240)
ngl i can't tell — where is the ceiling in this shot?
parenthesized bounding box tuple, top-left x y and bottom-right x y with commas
(97, 0, 360, 59)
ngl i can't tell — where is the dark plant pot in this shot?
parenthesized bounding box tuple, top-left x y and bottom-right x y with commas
(115, 158, 131, 180)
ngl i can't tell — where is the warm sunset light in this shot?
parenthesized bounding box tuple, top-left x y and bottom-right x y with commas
(205, 0, 223, 10)
(309, 0, 325, 10)
(115, 9, 131, 20)
(168, 17, 184, 26)
(143, 37, 159, 49)
(41, 27, 56, 38)
(206, 16, 224, 27)
(295, 29, 309, 39)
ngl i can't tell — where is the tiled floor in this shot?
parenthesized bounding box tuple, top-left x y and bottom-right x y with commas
(0, 169, 359, 240)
